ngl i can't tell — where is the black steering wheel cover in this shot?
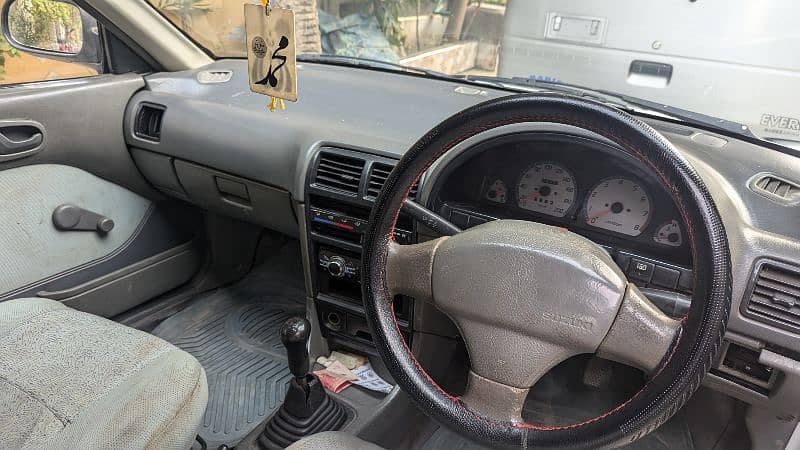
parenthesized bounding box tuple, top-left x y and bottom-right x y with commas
(362, 94, 731, 449)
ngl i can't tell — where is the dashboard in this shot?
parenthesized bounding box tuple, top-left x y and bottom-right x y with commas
(428, 133, 691, 267)
(123, 59, 800, 412)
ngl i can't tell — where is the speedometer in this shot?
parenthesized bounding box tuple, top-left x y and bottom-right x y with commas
(585, 178, 651, 236)
(517, 162, 576, 217)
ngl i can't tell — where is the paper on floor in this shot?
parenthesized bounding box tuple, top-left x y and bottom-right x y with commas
(324, 360, 358, 381)
(352, 363, 393, 394)
(316, 351, 368, 370)
(315, 351, 393, 394)
(314, 369, 351, 393)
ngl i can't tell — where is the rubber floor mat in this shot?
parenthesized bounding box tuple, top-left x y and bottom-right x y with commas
(153, 251, 305, 449)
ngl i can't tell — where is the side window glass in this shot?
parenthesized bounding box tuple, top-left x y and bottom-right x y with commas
(0, 0, 102, 86)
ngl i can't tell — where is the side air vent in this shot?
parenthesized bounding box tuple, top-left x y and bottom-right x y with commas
(134, 104, 165, 142)
(313, 152, 366, 195)
(750, 174, 800, 204)
(366, 162, 419, 199)
(744, 260, 800, 333)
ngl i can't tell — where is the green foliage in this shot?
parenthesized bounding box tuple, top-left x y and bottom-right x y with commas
(369, 0, 405, 49)
(0, 30, 21, 80)
(8, 0, 81, 49)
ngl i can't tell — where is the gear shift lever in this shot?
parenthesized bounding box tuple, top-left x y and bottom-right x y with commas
(258, 317, 348, 449)
(281, 317, 310, 379)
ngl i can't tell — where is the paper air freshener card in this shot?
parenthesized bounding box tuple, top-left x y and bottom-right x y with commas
(245, 4, 298, 102)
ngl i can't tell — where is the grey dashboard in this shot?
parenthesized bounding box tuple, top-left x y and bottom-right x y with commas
(123, 59, 800, 377)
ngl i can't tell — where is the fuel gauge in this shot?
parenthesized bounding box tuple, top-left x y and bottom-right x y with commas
(485, 179, 508, 204)
(653, 219, 683, 247)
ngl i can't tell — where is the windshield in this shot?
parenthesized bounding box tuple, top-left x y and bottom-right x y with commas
(147, 0, 800, 144)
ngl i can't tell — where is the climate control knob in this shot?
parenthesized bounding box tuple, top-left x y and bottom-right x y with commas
(326, 256, 347, 278)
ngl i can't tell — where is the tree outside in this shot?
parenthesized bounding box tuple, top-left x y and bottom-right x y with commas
(0, 33, 20, 80)
(8, 0, 84, 53)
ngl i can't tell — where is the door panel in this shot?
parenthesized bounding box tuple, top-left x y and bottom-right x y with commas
(0, 76, 202, 316)
(0, 164, 150, 295)
(0, 74, 157, 197)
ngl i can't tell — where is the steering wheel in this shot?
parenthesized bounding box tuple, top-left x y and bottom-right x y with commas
(362, 95, 731, 449)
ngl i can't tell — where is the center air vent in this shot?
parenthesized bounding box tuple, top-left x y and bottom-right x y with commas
(744, 260, 800, 333)
(313, 152, 365, 195)
(750, 174, 800, 204)
(367, 162, 419, 199)
(134, 104, 165, 142)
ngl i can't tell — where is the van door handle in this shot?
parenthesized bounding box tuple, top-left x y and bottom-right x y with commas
(0, 121, 45, 161)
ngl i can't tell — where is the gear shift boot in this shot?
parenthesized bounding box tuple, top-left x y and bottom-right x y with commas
(258, 318, 348, 449)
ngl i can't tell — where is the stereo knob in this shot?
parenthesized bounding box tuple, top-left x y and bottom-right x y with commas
(327, 256, 347, 278)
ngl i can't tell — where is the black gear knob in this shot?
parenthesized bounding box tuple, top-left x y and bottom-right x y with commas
(260, 317, 348, 448)
(281, 317, 311, 378)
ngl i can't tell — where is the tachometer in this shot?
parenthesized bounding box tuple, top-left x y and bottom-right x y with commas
(517, 162, 576, 218)
(585, 178, 651, 236)
(653, 219, 683, 247)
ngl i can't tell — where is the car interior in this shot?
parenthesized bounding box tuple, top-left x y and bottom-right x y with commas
(1, 1, 799, 449)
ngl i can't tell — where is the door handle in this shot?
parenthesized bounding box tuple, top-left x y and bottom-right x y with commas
(0, 121, 45, 161)
(0, 132, 42, 154)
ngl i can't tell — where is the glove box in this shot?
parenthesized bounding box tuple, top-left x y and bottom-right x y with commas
(130, 148, 296, 236)
(174, 159, 297, 237)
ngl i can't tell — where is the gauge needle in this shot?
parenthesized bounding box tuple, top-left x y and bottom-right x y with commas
(590, 210, 611, 220)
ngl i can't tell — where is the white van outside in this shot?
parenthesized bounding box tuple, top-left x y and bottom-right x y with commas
(499, 0, 800, 147)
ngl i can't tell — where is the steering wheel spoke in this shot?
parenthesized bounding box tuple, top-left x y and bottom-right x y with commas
(457, 315, 577, 387)
(385, 238, 445, 303)
(462, 371, 531, 425)
(598, 283, 682, 374)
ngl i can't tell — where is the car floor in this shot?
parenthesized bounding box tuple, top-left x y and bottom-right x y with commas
(421, 399, 692, 450)
(151, 239, 306, 449)
(419, 356, 750, 450)
(420, 417, 691, 450)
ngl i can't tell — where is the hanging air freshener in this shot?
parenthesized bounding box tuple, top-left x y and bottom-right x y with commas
(245, 0, 297, 111)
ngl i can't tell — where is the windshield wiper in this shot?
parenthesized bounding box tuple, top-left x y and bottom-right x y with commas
(456, 75, 760, 140)
(298, 54, 451, 79)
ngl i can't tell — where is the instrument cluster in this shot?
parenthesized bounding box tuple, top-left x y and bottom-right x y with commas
(431, 133, 690, 264)
(486, 165, 667, 240)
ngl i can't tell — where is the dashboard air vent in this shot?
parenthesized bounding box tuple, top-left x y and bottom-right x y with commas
(134, 104, 165, 142)
(314, 152, 365, 195)
(744, 261, 800, 332)
(367, 162, 419, 199)
(751, 174, 800, 203)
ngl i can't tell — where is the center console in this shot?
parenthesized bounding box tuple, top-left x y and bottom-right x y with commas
(305, 147, 417, 354)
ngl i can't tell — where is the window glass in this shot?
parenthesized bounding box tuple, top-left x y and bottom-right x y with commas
(146, 0, 503, 74)
(146, 0, 800, 145)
